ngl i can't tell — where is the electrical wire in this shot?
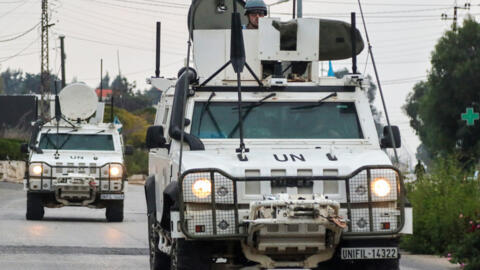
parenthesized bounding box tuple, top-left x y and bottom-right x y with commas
(305, 0, 453, 7)
(0, 35, 40, 63)
(0, 0, 28, 19)
(79, 0, 186, 16)
(0, 22, 40, 42)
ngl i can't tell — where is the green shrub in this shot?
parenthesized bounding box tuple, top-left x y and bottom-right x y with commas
(104, 106, 149, 148)
(125, 149, 148, 176)
(0, 138, 27, 160)
(448, 216, 480, 270)
(400, 156, 480, 254)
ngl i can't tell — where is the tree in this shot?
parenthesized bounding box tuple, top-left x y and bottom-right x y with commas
(98, 72, 110, 89)
(404, 18, 480, 164)
(0, 75, 4, 94)
(1, 69, 23, 94)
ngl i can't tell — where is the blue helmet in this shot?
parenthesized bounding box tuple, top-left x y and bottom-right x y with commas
(245, 0, 267, 16)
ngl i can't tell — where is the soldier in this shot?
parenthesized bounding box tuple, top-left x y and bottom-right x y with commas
(244, 0, 267, 29)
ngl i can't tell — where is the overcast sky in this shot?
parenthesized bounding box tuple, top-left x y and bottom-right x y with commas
(1, 0, 479, 169)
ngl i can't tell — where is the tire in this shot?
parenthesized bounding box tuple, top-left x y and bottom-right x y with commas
(149, 214, 171, 270)
(26, 193, 44, 220)
(171, 239, 212, 270)
(106, 200, 124, 222)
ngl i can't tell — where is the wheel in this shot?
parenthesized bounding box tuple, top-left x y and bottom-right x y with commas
(148, 214, 171, 270)
(171, 239, 212, 270)
(105, 200, 124, 222)
(26, 193, 44, 220)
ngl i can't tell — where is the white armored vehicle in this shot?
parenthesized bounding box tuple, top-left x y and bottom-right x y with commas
(23, 83, 131, 222)
(145, 0, 412, 269)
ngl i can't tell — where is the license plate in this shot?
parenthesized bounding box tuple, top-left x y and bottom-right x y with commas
(341, 247, 398, 260)
(100, 194, 124, 200)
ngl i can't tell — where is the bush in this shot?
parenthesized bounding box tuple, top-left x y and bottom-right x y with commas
(448, 215, 480, 270)
(125, 149, 148, 175)
(0, 138, 27, 160)
(400, 156, 480, 254)
(104, 106, 149, 148)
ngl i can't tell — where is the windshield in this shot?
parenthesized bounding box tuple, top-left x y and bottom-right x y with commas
(38, 133, 115, 151)
(191, 102, 363, 139)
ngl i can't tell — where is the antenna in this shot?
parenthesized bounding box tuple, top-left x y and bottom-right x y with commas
(110, 92, 114, 124)
(357, 0, 399, 163)
(99, 59, 103, 102)
(54, 80, 60, 158)
(155, 21, 161, 78)
(351, 13, 358, 74)
(59, 35, 66, 88)
(231, 0, 249, 161)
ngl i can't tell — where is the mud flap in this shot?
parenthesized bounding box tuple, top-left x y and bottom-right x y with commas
(145, 175, 157, 216)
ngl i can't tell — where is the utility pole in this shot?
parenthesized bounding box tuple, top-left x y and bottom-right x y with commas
(117, 49, 121, 77)
(441, 1, 471, 32)
(40, 0, 54, 117)
(59, 35, 66, 89)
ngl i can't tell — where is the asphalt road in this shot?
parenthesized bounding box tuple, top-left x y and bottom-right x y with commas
(0, 181, 459, 270)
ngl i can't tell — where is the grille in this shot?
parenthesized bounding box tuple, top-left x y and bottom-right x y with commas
(182, 172, 239, 236)
(179, 166, 404, 239)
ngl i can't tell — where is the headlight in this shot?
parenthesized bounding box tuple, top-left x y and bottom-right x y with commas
(192, 178, 211, 199)
(108, 164, 123, 178)
(372, 177, 391, 197)
(30, 164, 43, 176)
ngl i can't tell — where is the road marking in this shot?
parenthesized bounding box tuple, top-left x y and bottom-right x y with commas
(0, 245, 148, 255)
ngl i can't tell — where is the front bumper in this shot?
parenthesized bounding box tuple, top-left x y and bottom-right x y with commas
(178, 165, 405, 267)
(25, 162, 126, 206)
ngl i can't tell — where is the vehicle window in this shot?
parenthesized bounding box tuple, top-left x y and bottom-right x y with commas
(191, 102, 363, 139)
(38, 134, 115, 151)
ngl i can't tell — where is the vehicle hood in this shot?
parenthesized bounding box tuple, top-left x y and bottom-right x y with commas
(179, 148, 392, 177)
(30, 150, 123, 167)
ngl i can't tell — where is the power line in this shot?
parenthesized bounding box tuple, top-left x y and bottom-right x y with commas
(61, 33, 185, 56)
(304, 0, 453, 7)
(0, 0, 28, 19)
(0, 22, 40, 42)
(0, 35, 40, 63)
(62, 2, 188, 38)
(79, 0, 186, 16)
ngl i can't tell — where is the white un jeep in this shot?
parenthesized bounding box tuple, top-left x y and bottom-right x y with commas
(144, 1, 412, 269)
(23, 83, 131, 222)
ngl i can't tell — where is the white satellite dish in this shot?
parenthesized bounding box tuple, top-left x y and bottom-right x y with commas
(59, 83, 98, 121)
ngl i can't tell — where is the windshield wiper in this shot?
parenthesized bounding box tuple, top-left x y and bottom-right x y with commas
(228, 93, 276, 138)
(197, 92, 224, 137)
(43, 129, 59, 149)
(290, 92, 338, 110)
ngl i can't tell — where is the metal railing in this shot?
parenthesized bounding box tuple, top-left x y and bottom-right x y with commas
(27, 161, 126, 193)
(179, 165, 405, 239)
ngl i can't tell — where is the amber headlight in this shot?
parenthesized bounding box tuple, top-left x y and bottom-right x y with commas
(372, 177, 391, 197)
(192, 178, 211, 199)
(29, 164, 43, 176)
(108, 164, 123, 178)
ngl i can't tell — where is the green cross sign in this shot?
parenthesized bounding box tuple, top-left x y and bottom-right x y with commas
(461, 107, 479, 126)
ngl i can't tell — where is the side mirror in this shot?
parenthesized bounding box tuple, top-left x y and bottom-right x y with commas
(380, 126, 401, 148)
(146, 125, 167, 149)
(20, 143, 29, 154)
(124, 145, 134, 155)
